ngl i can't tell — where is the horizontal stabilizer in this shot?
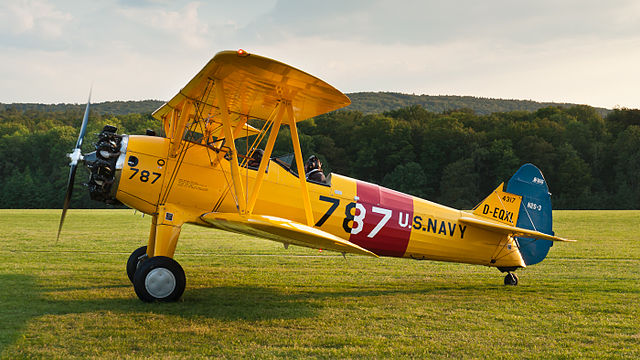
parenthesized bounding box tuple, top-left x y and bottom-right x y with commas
(201, 212, 378, 257)
(459, 216, 576, 242)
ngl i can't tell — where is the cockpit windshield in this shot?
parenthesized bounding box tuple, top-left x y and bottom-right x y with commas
(271, 153, 297, 175)
(270, 153, 330, 186)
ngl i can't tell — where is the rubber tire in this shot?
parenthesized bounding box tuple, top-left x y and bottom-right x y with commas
(126, 246, 148, 283)
(133, 256, 186, 302)
(504, 272, 519, 286)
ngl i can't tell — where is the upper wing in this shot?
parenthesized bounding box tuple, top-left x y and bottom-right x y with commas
(458, 216, 576, 242)
(199, 118, 260, 139)
(200, 212, 377, 257)
(152, 50, 351, 139)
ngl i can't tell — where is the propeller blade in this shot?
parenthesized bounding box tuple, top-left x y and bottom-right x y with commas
(75, 88, 92, 150)
(57, 88, 92, 242)
(57, 163, 78, 241)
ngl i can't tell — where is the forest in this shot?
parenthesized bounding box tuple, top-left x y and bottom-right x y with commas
(1, 100, 639, 210)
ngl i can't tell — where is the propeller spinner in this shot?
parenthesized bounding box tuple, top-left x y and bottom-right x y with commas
(56, 90, 92, 241)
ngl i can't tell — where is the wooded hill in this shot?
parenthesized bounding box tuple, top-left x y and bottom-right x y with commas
(0, 100, 165, 116)
(1, 96, 638, 210)
(347, 92, 612, 117)
(1, 92, 611, 117)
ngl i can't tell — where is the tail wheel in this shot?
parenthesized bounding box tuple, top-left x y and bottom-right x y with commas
(504, 272, 519, 286)
(126, 246, 148, 283)
(133, 256, 186, 302)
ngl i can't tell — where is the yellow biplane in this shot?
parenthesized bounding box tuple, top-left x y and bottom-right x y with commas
(58, 50, 574, 302)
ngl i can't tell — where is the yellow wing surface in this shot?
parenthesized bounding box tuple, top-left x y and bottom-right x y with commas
(201, 212, 377, 257)
(152, 50, 351, 138)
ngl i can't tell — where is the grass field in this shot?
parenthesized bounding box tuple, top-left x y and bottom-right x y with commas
(0, 209, 638, 359)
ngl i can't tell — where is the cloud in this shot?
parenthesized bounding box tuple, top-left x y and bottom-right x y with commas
(1, 0, 640, 108)
(0, 0, 72, 38)
(118, 1, 209, 49)
(239, 0, 640, 47)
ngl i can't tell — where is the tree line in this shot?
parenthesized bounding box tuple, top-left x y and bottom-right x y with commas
(1, 103, 639, 209)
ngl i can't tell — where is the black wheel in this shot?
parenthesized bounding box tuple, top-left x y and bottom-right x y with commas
(504, 272, 519, 286)
(126, 246, 148, 283)
(133, 256, 186, 302)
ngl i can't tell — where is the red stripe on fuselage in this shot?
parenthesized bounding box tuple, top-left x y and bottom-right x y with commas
(349, 181, 414, 257)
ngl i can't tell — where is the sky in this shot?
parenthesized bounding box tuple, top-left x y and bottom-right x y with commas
(1, 0, 640, 109)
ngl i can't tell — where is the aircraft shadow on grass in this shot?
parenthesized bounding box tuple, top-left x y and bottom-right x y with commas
(0, 272, 499, 353)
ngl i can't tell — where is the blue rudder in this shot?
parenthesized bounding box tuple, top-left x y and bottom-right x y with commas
(506, 163, 554, 266)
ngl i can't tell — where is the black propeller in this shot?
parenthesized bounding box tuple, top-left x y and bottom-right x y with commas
(57, 89, 92, 241)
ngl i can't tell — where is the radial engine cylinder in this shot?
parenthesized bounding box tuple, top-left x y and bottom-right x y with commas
(85, 125, 127, 204)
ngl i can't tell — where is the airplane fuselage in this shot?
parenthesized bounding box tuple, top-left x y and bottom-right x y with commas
(112, 135, 524, 269)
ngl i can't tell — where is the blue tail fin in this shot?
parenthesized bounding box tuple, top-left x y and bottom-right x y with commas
(506, 164, 554, 266)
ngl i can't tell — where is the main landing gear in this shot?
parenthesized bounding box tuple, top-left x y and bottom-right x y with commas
(127, 247, 186, 302)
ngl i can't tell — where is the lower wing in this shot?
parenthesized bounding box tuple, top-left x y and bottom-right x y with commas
(200, 212, 378, 257)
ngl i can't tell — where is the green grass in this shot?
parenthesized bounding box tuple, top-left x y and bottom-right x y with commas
(0, 210, 638, 359)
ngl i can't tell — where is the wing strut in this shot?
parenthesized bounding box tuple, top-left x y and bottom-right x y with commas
(287, 102, 315, 226)
(168, 101, 193, 157)
(247, 102, 286, 213)
(211, 116, 248, 168)
(215, 79, 246, 214)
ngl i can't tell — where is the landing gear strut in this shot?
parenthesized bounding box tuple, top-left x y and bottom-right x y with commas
(504, 272, 519, 286)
